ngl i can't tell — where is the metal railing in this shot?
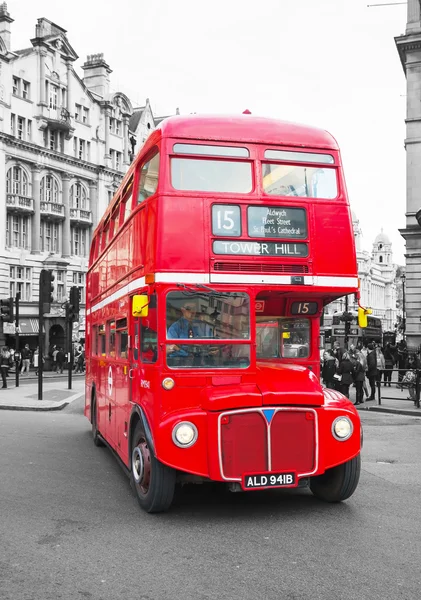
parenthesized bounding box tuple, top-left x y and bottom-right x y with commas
(376, 368, 420, 408)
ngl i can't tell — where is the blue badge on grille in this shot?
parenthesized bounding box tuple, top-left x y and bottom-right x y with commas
(262, 409, 275, 424)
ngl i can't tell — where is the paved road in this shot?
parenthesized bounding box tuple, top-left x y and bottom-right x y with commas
(1, 398, 420, 600)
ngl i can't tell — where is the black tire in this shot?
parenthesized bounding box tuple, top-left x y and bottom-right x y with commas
(91, 398, 104, 447)
(310, 454, 361, 502)
(130, 422, 176, 513)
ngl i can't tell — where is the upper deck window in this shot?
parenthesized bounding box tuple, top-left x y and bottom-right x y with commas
(138, 152, 160, 203)
(171, 158, 252, 193)
(173, 144, 249, 158)
(264, 150, 334, 164)
(262, 162, 337, 199)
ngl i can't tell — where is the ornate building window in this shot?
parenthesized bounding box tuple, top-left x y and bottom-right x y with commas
(6, 215, 29, 249)
(69, 182, 88, 210)
(71, 227, 87, 256)
(40, 175, 59, 203)
(6, 166, 28, 196)
(10, 266, 32, 301)
(40, 222, 59, 252)
(73, 272, 85, 303)
(56, 270, 66, 302)
(49, 84, 58, 109)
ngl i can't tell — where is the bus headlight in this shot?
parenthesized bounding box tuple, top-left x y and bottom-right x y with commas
(332, 417, 353, 441)
(172, 422, 198, 448)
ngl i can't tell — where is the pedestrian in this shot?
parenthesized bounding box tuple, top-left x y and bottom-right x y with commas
(20, 343, 31, 375)
(0, 346, 13, 389)
(332, 341, 343, 364)
(337, 351, 354, 398)
(321, 350, 337, 389)
(366, 342, 378, 400)
(383, 343, 394, 387)
(376, 344, 386, 386)
(33, 347, 39, 375)
(397, 339, 408, 386)
(353, 357, 366, 405)
(56, 347, 65, 373)
(74, 345, 84, 373)
(52, 345, 59, 372)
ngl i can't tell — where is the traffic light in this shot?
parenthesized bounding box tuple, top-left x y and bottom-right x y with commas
(0, 297, 14, 323)
(39, 270, 55, 313)
(68, 286, 80, 322)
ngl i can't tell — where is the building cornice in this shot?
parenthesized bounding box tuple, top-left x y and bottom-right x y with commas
(395, 31, 421, 73)
(0, 132, 123, 179)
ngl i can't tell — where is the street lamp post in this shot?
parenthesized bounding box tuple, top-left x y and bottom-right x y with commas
(401, 272, 406, 340)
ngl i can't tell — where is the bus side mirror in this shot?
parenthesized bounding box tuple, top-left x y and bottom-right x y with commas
(358, 306, 372, 328)
(132, 294, 149, 317)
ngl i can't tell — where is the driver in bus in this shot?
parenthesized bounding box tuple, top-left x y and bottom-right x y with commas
(167, 302, 201, 357)
(167, 302, 218, 363)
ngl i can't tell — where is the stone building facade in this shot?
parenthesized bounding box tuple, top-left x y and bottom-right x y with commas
(395, 0, 421, 350)
(0, 5, 168, 352)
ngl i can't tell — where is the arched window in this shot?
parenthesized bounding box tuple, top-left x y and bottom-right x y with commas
(6, 166, 28, 196)
(40, 174, 59, 203)
(379, 256, 383, 263)
(69, 182, 88, 210)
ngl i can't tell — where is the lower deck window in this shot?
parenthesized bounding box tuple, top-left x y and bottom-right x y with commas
(256, 318, 310, 359)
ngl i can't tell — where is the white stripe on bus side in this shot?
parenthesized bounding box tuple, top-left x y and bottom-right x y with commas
(86, 273, 358, 315)
(86, 276, 145, 315)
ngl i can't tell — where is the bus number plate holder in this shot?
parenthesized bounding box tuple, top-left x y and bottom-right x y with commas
(242, 471, 297, 490)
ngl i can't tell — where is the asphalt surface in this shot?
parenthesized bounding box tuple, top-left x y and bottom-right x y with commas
(1, 398, 421, 600)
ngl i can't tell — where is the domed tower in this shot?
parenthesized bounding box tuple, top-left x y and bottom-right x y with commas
(372, 229, 392, 265)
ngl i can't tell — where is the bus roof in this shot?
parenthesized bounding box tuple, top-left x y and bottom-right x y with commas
(157, 114, 339, 150)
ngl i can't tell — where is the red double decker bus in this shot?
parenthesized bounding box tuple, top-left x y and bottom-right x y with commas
(85, 114, 362, 513)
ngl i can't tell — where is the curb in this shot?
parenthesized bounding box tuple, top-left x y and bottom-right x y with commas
(356, 405, 421, 418)
(0, 402, 69, 412)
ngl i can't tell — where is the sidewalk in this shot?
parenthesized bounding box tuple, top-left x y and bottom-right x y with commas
(347, 379, 421, 418)
(0, 371, 420, 416)
(0, 371, 85, 411)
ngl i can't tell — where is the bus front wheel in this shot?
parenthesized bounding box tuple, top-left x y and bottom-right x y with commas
(309, 454, 361, 502)
(130, 422, 176, 513)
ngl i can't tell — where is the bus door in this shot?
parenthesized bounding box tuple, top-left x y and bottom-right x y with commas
(129, 292, 158, 408)
(105, 319, 118, 449)
(114, 318, 130, 463)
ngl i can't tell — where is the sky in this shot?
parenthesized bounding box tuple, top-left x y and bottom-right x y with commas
(8, 0, 408, 263)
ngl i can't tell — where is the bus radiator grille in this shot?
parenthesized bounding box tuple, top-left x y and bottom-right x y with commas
(220, 410, 315, 479)
(270, 411, 315, 473)
(220, 412, 268, 479)
(213, 262, 309, 273)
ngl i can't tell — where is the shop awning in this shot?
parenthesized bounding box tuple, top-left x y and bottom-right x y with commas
(17, 319, 40, 335)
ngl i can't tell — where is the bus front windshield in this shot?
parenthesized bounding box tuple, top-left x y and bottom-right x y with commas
(256, 318, 311, 359)
(166, 291, 250, 369)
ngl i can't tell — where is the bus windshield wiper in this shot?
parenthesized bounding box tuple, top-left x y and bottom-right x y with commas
(194, 284, 237, 298)
(176, 283, 210, 299)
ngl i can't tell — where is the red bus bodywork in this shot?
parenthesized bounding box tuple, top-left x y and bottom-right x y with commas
(85, 115, 361, 512)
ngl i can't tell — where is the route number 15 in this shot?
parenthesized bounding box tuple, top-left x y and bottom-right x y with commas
(291, 301, 318, 315)
(212, 205, 241, 237)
